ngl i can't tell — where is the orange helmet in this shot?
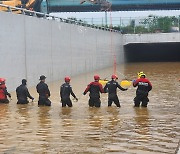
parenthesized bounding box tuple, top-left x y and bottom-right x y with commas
(65, 76, 71, 82)
(111, 74, 118, 79)
(94, 75, 100, 80)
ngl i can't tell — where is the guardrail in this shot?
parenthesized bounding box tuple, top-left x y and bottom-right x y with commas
(0, 4, 120, 33)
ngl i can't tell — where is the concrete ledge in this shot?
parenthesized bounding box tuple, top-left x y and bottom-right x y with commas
(123, 33, 180, 45)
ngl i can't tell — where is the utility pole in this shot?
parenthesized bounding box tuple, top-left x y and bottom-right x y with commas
(105, 11, 107, 27)
(119, 17, 121, 31)
(178, 16, 180, 32)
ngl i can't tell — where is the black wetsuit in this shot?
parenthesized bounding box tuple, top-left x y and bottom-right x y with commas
(16, 84, 34, 104)
(104, 80, 127, 107)
(36, 81, 51, 106)
(133, 78, 152, 107)
(83, 81, 104, 107)
(60, 83, 77, 107)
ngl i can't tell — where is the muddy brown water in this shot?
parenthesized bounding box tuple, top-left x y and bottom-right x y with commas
(0, 62, 179, 154)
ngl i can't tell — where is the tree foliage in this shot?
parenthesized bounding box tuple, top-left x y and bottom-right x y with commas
(112, 15, 180, 34)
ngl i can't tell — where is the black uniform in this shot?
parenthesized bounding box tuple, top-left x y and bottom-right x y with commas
(36, 81, 51, 106)
(83, 81, 104, 107)
(104, 80, 127, 107)
(60, 83, 77, 107)
(16, 84, 34, 104)
(133, 78, 152, 107)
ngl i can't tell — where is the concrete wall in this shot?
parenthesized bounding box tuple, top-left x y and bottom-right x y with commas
(0, 12, 123, 91)
(123, 33, 180, 45)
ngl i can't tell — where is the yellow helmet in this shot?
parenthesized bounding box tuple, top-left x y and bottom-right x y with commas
(138, 71, 146, 78)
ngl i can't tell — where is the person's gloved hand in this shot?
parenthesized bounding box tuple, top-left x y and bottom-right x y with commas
(105, 89, 108, 93)
(31, 97, 34, 101)
(83, 92, 86, 95)
(8, 93, 11, 98)
(132, 79, 136, 83)
(75, 97, 78, 101)
(46, 94, 50, 98)
(124, 88, 128, 91)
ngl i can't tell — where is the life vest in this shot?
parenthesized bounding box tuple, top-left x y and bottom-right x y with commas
(0, 84, 7, 99)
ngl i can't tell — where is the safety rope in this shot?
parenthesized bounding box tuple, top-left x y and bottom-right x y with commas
(109, 8, 117, 75)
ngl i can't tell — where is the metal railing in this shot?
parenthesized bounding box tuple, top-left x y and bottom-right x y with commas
(78, 16, 180, 34)
(0, 4, 120, 33)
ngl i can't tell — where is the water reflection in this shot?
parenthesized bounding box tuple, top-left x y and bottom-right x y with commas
(83, 108, 104, 153)
(16, 104, 30, 128)
(88, 108, 103, 129)
(61, 107, 73, 128)
(106, 107, 121, 131)
(37, 107, 52, 153)
(60, 107, 76, 145)
(0, 104, 11, 153)
(134, 107, 150, 136)
(38, 107, 51, 127)
(61, 107, 72, 118)
(0, 104, 9, 121)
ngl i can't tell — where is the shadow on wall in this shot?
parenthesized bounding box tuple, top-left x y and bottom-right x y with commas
(124, 42, 180, 62)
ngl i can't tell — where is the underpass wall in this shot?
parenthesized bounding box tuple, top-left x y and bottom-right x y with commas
(123, 33, 180, 62)
(0, 11, 123, 91)
(123, 33, 180, 45)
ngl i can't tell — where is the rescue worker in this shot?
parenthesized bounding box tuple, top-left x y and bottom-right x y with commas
(0, 78, 11, 103)
(60, 76, 78, 107)
(36, 75, 51, 106)
(133, 72, 152, 107)
(104, 74, 127, 107)
(83, 75, 104, 107)
(16, 79, 34, 104)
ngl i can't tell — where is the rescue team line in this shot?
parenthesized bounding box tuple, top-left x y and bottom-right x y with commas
(99, 79, 132, 88)
(0, 72, 152, 107)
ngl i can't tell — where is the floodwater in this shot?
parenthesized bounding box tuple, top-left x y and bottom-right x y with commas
(0, 62, 180, 154)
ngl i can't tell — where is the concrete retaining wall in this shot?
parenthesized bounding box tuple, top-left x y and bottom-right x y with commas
(0, 12, 123, 91)
(123, 33, 180, 45)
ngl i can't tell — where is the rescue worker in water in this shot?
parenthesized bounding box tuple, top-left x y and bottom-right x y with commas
(36, 75, 51, 106)
(83, 75, 104, 107)
(60, 76, 78, 107)
(16, 79, 34, 104)
(104, 74, 128, 107)
(0, 78, 11, 103)
(133, 72, 152, 107)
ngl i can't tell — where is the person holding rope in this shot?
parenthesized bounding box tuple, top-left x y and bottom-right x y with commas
(83, 75, 104, 107)
(104, 74, 127, 107)
(133, 72, 152, 107)
(60, 76, 78, 107)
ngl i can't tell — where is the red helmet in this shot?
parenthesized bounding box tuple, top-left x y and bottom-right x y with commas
(94, 75, 100, 80)
(0, 78, 5, 82)
(111, 74, 118, 79)
(65, 76, 71, 82)
(0, 78, 6, 85)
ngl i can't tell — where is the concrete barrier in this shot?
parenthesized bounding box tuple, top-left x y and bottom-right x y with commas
(0, 11, 123, 91)
(123, 33, 180, 45)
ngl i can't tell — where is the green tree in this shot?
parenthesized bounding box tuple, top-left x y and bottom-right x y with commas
(140, 15, 179, 33)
